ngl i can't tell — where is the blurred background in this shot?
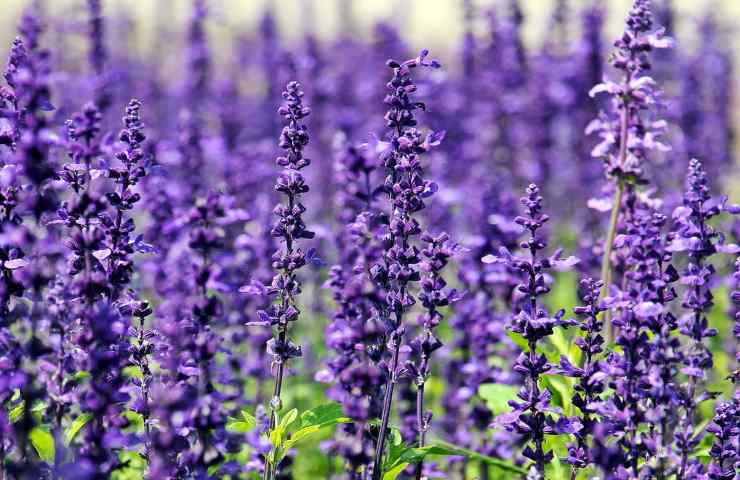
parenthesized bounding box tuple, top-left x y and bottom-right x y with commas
(2, 1, 739, 65)
(1, 0, 738, 199)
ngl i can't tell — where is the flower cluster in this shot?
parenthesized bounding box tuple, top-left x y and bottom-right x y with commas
(588, 0, 672, 183)
(370, 49, 444, 479)
(489, 184, 580, 477)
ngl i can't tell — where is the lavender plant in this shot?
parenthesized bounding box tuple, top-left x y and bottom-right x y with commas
(488, 184, 580, 478)
(241, 80, 314, 480)
(369, 49, 443, 480)
(588, 0, 672, 329)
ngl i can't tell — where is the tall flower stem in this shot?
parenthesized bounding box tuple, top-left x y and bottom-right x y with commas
(372, 330, 402, 480)
(599, 178, 625, 341)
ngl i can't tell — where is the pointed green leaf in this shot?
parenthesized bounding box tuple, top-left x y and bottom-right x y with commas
(226, 419, 255, 433)
(279, 408, 298, 431)
(8, 403, 24, 423)
(478, 383, 519, 415)
(283, 425, 321, 451)
(65, 413, 93, 445)
(123, 410, 144, 433)
(540, 375, 574, 416)
(270, 424, 284, 448)
(241, 409, 257, 427)
(506, 331, 528, 351)
(382, 462, 409, 480)
(299, 402, 346, 428)
(431, 440, 528, 475)
(29, 427, 55, 463)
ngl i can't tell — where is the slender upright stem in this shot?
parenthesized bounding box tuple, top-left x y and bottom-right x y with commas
(599, 179, 625, 343)
(263, 326, 287, 480)
(414, 381, 426, 480)
(371, 330, 402, 480)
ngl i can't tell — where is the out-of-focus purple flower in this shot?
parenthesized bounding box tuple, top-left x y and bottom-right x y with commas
(588, 0, 672, 183)
(87, 0, 110, 112)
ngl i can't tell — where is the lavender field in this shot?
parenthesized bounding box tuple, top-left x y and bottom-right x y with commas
(0, 0, 738, 479)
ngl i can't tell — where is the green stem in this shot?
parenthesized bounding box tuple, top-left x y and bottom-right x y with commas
(598, 179, 624, 344)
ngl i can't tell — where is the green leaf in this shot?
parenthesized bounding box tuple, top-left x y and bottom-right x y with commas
(227, 419, 254, 434)
(382, 462, 409, 480)
(299, 402, 346, 428)
(506, 331, 528, 351)
(8, 402, 45, 424)
(122, 366, 144, 380)
(279, 408, 298, 431)
(29, 427, 55, 463)
(73, 370, 91, 382)
(383, 446, 427, 471)
(65, 413, 93, 445)
(270, 424, 284, 449)
(283, 406, 350, 451)
(432, 440, 528, 475)
(242, 409, 257, 427)
(112, 451, 146, 480)
(381, 441, 526, 477)
(478, 383, 519, 415)
(227, 408, 258, 433)
(540, 375, 574, 416)
(8, 403, 24, 423)
(123, 411, 144, 433)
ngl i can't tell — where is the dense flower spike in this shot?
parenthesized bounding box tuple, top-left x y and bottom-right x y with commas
(407, 231, 461, 477)
(559, 277, 606, 474)
(320, 141, 387, 475)
(240, 80, 314, 480)
(104, 99, 149, 302)
(706, 258, 740, 479)
(488, 184, 580, 476)
(589, 199, 681, 478)
(370, 49, 442, 480)
(669, 159, 738, 478)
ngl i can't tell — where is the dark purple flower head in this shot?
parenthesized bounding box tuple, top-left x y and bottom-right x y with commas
(666, 159, 738, 477)
(706, 397, 739, 480)
(104, 99, 148, 302)
(491, 184, 579, 475)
